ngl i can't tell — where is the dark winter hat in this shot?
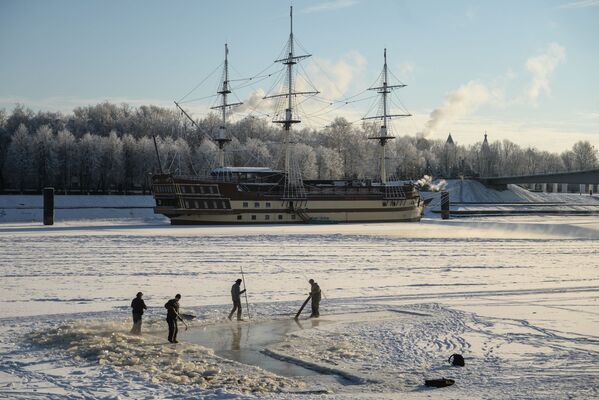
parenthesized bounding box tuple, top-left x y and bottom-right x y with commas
(309, 279, 314, 284)
(236, 279, 242, 283)
(136, 292, 143, 297)
(175, 293, 181, 299)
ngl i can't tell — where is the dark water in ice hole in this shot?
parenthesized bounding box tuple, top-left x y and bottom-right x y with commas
(181, 318, 328, 378)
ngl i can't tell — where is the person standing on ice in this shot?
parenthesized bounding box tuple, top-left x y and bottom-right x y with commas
(130, 292, 147, 335)
(228, 279, 246, 321)
(308, 279, 321, 318)
(165, 294, 183, 343)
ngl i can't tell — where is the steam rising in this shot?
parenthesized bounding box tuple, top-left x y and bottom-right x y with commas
(420, 81, 491, 137)
(415, 175, 447, 191)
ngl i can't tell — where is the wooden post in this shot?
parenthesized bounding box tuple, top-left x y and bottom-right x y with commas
(441, 191, 450, 220)
(43, 187, 54, 225)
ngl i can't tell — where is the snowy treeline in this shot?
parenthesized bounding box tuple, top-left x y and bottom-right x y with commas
(0, 103, 597, 193)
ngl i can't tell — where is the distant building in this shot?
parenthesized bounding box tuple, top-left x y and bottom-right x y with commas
(479, 132, 493, 177)
(441, 133, 458, 177)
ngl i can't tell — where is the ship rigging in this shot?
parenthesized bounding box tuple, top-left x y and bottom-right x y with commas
(151, 6, 427, 225)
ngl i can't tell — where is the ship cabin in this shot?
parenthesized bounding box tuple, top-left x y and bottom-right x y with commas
(210, 167, 283, 184)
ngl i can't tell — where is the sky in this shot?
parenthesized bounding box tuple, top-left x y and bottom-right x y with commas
(1, 0, 598, 152)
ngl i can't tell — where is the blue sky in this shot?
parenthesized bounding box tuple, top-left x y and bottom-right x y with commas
(1, 0, 598, 151)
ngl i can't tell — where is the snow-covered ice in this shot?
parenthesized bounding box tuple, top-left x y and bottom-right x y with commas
(0, 192, 598, 398)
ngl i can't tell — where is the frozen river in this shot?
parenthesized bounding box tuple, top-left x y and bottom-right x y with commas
(0, 216, 598, 399)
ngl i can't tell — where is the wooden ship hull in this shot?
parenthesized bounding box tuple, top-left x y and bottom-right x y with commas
(152, 173, 425, 225)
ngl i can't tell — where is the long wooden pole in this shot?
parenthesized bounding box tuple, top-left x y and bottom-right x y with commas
(240, 266, 251, 320)
(294, 295, 311, 320)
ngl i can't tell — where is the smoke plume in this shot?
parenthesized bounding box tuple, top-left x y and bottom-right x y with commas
(420, 81, 491, 136)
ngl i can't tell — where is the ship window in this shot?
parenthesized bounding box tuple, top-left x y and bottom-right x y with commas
(251, 215, 256, 220)
(212, 200, 218, 208)
(209, 186, 216, 194)
(203, 200, 209, 209)
(254, 202, 260, 208)
(278, 214, 283, 220)
(224, 201, 230, 209)
(265, 215, 270, 220)
(266, 202, 271, 208)
(198, 186, 205, 194)
(237, 215, 242, 220)
(194, 200, 200, 208)
(184, 200, 190, 208)
(243, 202, 248, 208)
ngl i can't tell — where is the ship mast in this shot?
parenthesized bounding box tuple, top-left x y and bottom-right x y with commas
(265, 6, 318, 196)
(174, 43, 242, 169)
(363, 48, 411, 184)
(210, 43, 242, 168)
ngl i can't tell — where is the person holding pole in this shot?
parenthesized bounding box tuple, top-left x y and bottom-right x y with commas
(165, 294, 185, 343)
(308, 279, 321, 318)
(228, 279, 246, 321)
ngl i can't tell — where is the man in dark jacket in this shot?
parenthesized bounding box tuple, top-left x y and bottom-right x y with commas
(130, 292, 147, 335)
(165, 294, 183, 343)
(309, 279, 321, 318)
(228, 279, 246, 321)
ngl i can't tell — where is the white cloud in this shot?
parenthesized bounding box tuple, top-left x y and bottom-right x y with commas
(397, 63, 415, 81)
(301, 0, 358, 14)
(525, 43, 566, 104)
(559, 0, 599, 9)
(303, 50, 367, 99)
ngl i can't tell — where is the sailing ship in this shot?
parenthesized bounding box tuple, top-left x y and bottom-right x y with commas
(152, 7, 427, 225)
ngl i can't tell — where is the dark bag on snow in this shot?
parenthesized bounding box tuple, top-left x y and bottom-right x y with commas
(448, 353, 465, 367)
(425, 378, 455, 388)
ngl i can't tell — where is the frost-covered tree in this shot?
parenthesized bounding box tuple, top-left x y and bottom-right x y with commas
(98, 131, 124, 192)
(192, 139, 218, 175)
(0, 109, 9, 190)
(571, 141, 597, 170)
(121, 134, 139, 193)
(32, 125, 57, 190)
(294, 143, 317, 179)
(4, 124, 33, 192)
(78, 133, 101, 193)
(244, 138, 272, 167)
(56, 129, 76, 193)
(137, 136, 160, 192)
(2, 101, 599, 191)
(315, 145, 343, 179)
(560, 150, 575, 171)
